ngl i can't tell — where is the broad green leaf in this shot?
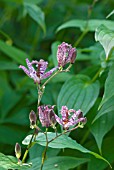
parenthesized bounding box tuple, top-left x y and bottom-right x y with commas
(29, 144, 60, 160)
(50, 41, 60, 66)
(95, 25, 114, 59)
(22, 132, 111, 167)
(2, 0, 23, 4)
(88, 137, 114, 170)
(94, 64, 114, 121)
(51, 72, 72, 83)
(23, 0, 42, 4)
(57, 75, 100, 115)
(42, 83, 62, 105)
(29, 156, 89, 170)
(100, 64, 114, 105)
(90, 112, 114, 153)
(0, 152, 29, 169)
(24, 3, 46, 33)
(0, 61, 18, 70)
(94, 96, 114, 123)
(0, 40, 29, 65)
(0, 77, 30, 145)
(56, 19, 114, 33)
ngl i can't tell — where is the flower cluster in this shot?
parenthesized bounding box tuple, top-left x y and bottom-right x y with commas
(38, 105, 86, 130)
(19, 42, 76, 83)
(16, 42, 87, 167)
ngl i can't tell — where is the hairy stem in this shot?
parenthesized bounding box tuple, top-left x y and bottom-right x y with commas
(22, 85, 43, 163)
(42, 69, 61, 88)
(48, 125, 79, 144)
(22, 133, 34, 163)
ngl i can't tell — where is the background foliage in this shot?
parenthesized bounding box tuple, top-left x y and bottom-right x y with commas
(0, 0, 114, 169)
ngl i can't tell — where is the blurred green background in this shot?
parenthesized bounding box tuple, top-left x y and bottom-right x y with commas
(0, 0, 114, 169)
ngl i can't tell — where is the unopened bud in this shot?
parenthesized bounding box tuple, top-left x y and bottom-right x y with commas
(70, 50, 77, 64)
(29, 110, 37, 129)
(77, 110, 83, 119)
(15, 143, 21, 159)
(49, 110, 56, 128)
(81, 117, 87, 124)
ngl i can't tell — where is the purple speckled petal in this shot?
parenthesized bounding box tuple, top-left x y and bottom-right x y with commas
(69, 117, 87, 126)
(41, 66, 58, 79)
(31, 60, 39, 65)
(19, 65, 31, 77)
(55, 114, 63, 125)
(26, 58, 35, 73)
(69, 109, 82, 123)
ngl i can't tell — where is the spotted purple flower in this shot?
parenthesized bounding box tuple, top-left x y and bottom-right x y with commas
(55, 106, 87, 130)
(38, 105, 56, 128)
(19, 58, 57, 84)
(57, 42, 77, 67)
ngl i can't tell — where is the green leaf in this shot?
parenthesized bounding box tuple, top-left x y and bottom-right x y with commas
(56, 19, 114, 33)
(30, 156, 89, 170)
(50, 41, 60, 66)
(0, 40, 29, 65)
(23, 0, 42, 4)
(24, 3, 46, 33)
(88, 137, 114, 170)
(94, 64, 114, 121)
(57, 75, 100, 115)
(0, 152, 29, 169)
(95, 25, 114, 59)
(90, 112, 114, 153)
(22, 132, 111, 167)
(0, 61, 19, 70)
(0, 77, 30, 145)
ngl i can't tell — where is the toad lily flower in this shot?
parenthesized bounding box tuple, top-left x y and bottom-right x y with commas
(55, 106, 87, 130)
(38, 105, 56, 128)
(57, 42, 77, 67)
(19, 58, 57, 84)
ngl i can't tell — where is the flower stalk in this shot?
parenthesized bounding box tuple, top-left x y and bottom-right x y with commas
(17, 42, 87, 169)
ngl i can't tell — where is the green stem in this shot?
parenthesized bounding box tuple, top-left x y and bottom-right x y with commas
(90, 67, 103, 83)
(22, 133, 34, 163)
(48, 125, 79, 144)
(40, 128, 48, 170)
(22, 85, 43, 163)
(74, 0, 98, 48)
(80, 130, 90, 145)
(42, 69, 61, 88)
(74, 29, 88, 47)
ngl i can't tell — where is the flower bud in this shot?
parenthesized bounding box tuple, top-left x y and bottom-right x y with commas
(49, 110, 56, 128)
(57, 42, 76, 67)
(29, 110, 37, 129)
(15, 143, 21, 159)
(38, 105, 56, 128)
(70, 50, 77, 64)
